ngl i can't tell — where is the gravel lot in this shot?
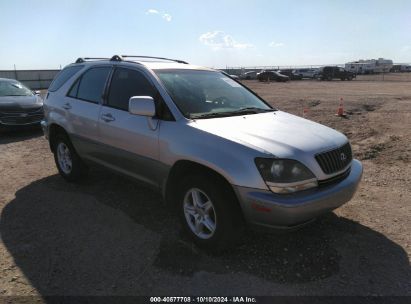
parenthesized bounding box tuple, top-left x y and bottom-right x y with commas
(0, 76, 410, 297)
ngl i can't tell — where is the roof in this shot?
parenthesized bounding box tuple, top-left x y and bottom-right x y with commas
(72, 55, 215, 72)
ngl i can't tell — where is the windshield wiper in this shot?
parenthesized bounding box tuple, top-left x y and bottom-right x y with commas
(234, 107, 276, 114)
(190, 107, 276, 119)
(190, 112, 232, 119)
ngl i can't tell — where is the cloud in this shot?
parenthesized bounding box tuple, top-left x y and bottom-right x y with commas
(146, 9, 159, 15)
(162, 13, 172, 22)
(199, 31, 253, 50)
(146, 9, 172, 22)
(269, 41, 285, 48)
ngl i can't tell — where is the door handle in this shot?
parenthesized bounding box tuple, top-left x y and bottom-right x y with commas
(101, 113, 115, 122)
(62, 103, 72, 110)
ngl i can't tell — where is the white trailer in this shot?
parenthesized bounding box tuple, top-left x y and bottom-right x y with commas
(345, 58, 393, 74)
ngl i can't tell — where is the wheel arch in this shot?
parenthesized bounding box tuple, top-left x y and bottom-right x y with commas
(48, 123, 70, 151)
(164, 160, 241, 210)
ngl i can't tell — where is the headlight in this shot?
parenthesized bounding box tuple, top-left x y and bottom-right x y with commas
(255, 158, 318, 194)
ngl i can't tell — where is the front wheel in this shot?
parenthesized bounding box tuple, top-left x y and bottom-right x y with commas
(53, 133, 88, 182)
(178, 175, 244, 252)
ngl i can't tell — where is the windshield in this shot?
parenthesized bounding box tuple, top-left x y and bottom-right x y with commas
(155, 70, 273, 118)
(0, 80, 33, 97)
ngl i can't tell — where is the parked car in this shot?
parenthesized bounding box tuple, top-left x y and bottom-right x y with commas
(317, 66, 356, 81)
(278, 69, 303, 80)
(293, 68, 318, 79)
(240, 71, 258, 80)
(0, 78, 44, 129)
(41, 55, 363, 251)
(257, 70, 289, 82)
(229, 74, 240, 80)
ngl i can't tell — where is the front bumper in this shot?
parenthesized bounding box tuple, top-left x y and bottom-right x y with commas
(234, 159, 363, 230)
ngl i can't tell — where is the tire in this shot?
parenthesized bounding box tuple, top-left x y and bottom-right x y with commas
(177, 174, 244, 252)
(53, 133, 88, 182)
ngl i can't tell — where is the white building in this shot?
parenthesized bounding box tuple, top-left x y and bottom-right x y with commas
(345, 58, 393, 74)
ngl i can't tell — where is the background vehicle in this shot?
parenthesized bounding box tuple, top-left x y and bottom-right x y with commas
(317, 66, 356, 81)
(240, 71, 258, 80)
(42, 55, 362, 251)
(278, 69, 303, 80)
(0, 78, 44, 129)
(257, 70, 289, 82)
(293, 68, 318, 79)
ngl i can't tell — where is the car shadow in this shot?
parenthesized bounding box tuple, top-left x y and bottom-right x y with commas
(0, 127, 43, 144)
(1, 170, 409, 295)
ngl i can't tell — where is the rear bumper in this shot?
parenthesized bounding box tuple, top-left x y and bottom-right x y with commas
(40, 119, 49, 139)
(234, 159, 363, 230)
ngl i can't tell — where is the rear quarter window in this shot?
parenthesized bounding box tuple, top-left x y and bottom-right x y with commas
(48, 65, 84, 92)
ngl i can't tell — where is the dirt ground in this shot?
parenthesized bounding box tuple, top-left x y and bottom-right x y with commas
(0, 75, 410, 297)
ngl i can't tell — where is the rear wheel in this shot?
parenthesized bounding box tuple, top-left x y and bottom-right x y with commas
(177, 174, 244, 252)
(53, 133, 88, 182)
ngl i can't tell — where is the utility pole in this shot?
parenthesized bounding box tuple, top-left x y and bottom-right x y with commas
(14, 64, 18, 80)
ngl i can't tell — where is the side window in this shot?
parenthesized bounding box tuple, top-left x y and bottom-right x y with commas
(67, 78, 80, 98)
(76, 67, 111, 103)
(48, 65, 83, 92)
(107, 68, 156, 111)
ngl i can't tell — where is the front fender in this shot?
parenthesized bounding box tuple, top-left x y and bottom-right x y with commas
(159, 121, 270, 190)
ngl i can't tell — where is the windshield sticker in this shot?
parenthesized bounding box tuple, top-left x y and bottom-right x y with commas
(221, 77, 241, 87)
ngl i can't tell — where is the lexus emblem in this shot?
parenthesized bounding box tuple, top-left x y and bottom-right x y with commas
(340, 153, 347, 161)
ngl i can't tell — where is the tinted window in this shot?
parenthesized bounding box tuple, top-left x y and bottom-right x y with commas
(77, 67, 111, 103)
(49, 65, 83, 92)
(107, 68, 155, 111)
(67, 78, 80, 98)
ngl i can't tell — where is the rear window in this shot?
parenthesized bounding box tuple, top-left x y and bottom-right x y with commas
(48, 65, 83, 92)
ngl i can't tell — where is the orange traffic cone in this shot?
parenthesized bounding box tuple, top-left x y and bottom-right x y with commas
(336, 98, 346, 117)
(303, 107, 309, 118)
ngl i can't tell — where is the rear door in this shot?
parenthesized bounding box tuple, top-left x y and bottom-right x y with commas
(64, 66, 112, 158)
(97, 66, 161, 187)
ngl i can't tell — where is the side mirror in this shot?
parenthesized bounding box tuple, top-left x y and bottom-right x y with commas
(33, 90, 41, 95)
(128, 96, 156, 117)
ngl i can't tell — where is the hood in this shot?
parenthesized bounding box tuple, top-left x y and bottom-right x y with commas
(189, 111, 347, 158)
(0, 95, 43, 111)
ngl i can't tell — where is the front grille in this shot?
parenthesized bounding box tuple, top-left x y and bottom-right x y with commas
(0, 106, 43, 115)
(315, 143, 352, 174)
(0, 114, 43, 125)
(0, 108, 44, 125)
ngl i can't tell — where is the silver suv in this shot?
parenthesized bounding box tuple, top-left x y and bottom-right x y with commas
(41, 55, 363, 251)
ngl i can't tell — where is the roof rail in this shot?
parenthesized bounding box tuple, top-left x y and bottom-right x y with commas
(75, 57, 109, 64)
(110, 55, 123, 62)
(121, 55, 188, 64)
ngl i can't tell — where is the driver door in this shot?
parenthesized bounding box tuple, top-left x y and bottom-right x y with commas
(96, 67, 161, 187)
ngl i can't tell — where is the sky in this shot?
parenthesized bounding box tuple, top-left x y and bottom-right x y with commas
(0, 0, 410, 70)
